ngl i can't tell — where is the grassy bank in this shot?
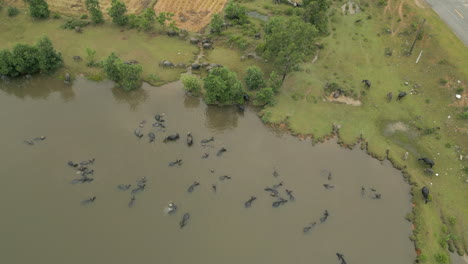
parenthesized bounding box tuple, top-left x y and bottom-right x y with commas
(0, 9, 198, 85)
(257, 0, 467, 261)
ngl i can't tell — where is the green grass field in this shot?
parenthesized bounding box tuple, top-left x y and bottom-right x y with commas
(258, 0, 467, 260)
(0, 9, 198, 85)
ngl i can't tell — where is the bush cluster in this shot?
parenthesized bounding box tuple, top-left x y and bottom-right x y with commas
(103, 53, 142, 91)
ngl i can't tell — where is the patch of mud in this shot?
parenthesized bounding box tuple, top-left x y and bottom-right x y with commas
(384, 121, 409, 135)
(341, 1, 361, 15)
(327, 94, 362, 106)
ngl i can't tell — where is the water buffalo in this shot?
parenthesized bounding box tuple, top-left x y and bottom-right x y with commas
(180, 213, 190, 228)
(203, 43, 212, 49)
(65, 73, 71, 84)
(131, 184, 146, 194)
(387, 92, 393, 102)
(117, 184, 131, 191)
(397, 92, 407, 100)
(202, 38, 212, 44)
(189, 37, 199, 44)
(272, 182, 283, 189)
(191, 63, 201, 70)
(212, 184, 217, 193)
(244, 196, 257, 208)
(175, 63, 186, 68)
(418, 157, 435, 168)
(272, 198, 288, 208)
(154, 114, 164, 122)
(167, 202, 178, 215)
(373, 193, 382, 199)
(72, 55, 82, 61)
(186, 133, 193, 146)
(67, 161, 78, 167)
(336, 253, 347, 264)
(237, 104, 245, 112)
(134, 129, 143, 138)
(148, 132, 156, 143)
(243, 94, 250, 101)
(303, 222, 316, 233)
(273, 170, 279, 177)
(202, 153, 209, 159)
(286, 189, 295, 201)
(187, 181, 200, 193)
(24, 140, 34, 145)
(217, 147, 227, 157)
(320, 210, 329, 223)
(264, 187, 279, 196)
(361, 186, 366, 196)
(81, 196, 96, 205)
(200, 137, 214, 144)
(168, 159, 182, 167)
(164, 133, 180, 142)
(362, 79, 371, 88)
(167, 31, 177, 37)
(159, 60, 174, 68)
(323, 184, 335, 189)
(422, 186, 430, 204)
(128, 196, 136, 208)
(219, 175, 231, 181)
(254, 33, 261, 39)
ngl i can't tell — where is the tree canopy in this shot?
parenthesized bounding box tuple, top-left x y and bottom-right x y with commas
(28, 0, 50, 19)
(210, 13, 224, 34)
(263, 16, 318, 82)
(303, 0, 330, 35)
(224, 0, 247, 24)
(203, 67, 244, 105)
(0, 36, 62, 77)
(244, 65, 265, 90)
(108, 0, 128, 26)
(181, 74, 202, 95)
(103, 53, 142, 91)
(85, 0, 104, 24)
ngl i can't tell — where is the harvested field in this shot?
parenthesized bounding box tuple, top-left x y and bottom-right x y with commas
(3, 0, 151, 17)
(154, 0, 228, 32)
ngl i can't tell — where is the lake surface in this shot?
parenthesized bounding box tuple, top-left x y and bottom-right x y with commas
(0, 76, 415, 264)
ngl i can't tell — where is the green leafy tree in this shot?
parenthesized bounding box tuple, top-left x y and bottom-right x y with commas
(303, 0, 329, 35)
(254, 87, 274, 106)
(108, 0, 128, 26)
(103, 52, 121, 82)
(181, 74, 202, 95)
(244, 65, 265, 90)
(0, 49, 17, 77)
(225, 0, 247, 24)
(268, 71, 282, 93)
(140, 8, 156, 31)
(116, 62, 142, 91)
(8, 6, 20, 17)
(85, 48, 97, 67)
(303, 0, 330, 11)
(263, 16, 318, 82)
(203, 67, 244, 105)
(210, 13, 224, 34)
(36, 36, 63, 72)
(28, 0, 50, 19)
(157, 12, 174, 28)
(85, 0, 104, 24)
(11, 44, 40, 74)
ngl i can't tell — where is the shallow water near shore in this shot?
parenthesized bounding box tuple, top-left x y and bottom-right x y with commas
(0, 76, 415, 264)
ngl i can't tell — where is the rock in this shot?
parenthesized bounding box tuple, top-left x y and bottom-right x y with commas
(403, 152, 409, 161)
(404, 81, 409, 86)
(75, 26, 82, 33)
(455, 94, 461, 99)
(64, 73, 71, 84)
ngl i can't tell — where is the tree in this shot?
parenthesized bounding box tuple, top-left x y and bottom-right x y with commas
(157, 12, 174, 28)
(210, 13, 224, 34)
(28, 0, 50, 19)
(254, 87, 274, 106)
(103, 53, 142, 91)
(85, 48, 97, 67)
(244, 65, 265, 90)
(11, 44, 40, 75)
(181, 74, 202, 95)
(268, 71, 282, 93)
(0, 49, 17, 77)
(303, 0, 330, 10)
(103, 52, 121, 82)
(116, 62, 142, 91)
(263, 16, 318, 82)
(224, 0, 247, 24)
(303, 0, 329, 35)
(140, 8, 156, 31)
(203, 67, 244, 105)
(85, 0, 104, 24)
(36, 36, 63, 73)
(108, 0, 127, 26)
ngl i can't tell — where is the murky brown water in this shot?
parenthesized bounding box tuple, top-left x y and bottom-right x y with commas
(0, 76, 415, 264)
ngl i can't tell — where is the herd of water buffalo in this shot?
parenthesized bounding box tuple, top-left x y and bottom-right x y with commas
(24, 110, 435, 264)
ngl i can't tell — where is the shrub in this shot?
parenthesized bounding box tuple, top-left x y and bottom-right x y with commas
(85, 0, 104, 24)
(210, 13, 224, 34)
(203, 67, 244, 105)
(81, 14, 88, 19)
(108, 0, 128, 26)
(104, 53, 142, 90)
(244, 65, 265, 90)
(433, 253, 449, 264)
(268, 71, 282, 93)
(60, 19, 90, 30)
(8, 6, 20, 17)
(225, 0, 248, 24)
(28, 0, 50, 19)
(52, 13, 61, 19)
(181, 74, 202, 95)
(36, 36, 63, 72)
(254, 87, 274, 106)
(85, 48, 97, 67)
(140, 8, 156, 31)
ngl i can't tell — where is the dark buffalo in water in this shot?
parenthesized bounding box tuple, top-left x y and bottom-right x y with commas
(134, 129, 143, 138)
(219, 175, 231, 181)
(264, 187, 279, 196)
(336, 253, 347, 264)
(186, 133, 193, 146)
(128, 196, 136, 208)
(272, 182, 283, 189)
(320, 210, 329, 223)
(117, 184, 131, 191)
(273, 170, 279, 177)
(164, 133, 180, 142)
(180, 213, 190, 228)
(244, 196, 257, 208)
(148, 132, 156, 143)
(397, 92, 407, 100)
(323, 184, 335, 189)
(202, 153, 209, 159)
(168, 159, 182, 167)
(421, 186, 430, 204)
(200, 137, 214, 144)
(418, 157, 435, 168)
(217, 147, 227, 157)
(272, 198, 288, 208)
(303, 222, 316, 234)
(187, 182, 200, 193)
(286, 189, 295, 201)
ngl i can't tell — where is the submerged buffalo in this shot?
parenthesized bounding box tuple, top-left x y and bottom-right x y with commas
(187, 181, 200, 193)
(397, 92, 407, 100)
(264, 187, 279, 197)
(117, 184, 131, 191)
(244, 196, 257, 208)
(303, 222, 316, 234)
(418, 157, 435, 168)
(180, 213, 190, 228)
(186, 133, 193, 146)
(286, 189, 295, 201)
(336, 253, 347, 264)
(164, 133, 180, 142)
(148, 132, 156, 143)
(272, 198, 288, 208)
(422, 186, 430, 204)
(217, 147, 227, 157)
(200, 137, 214, 144)
(134, 129, 143, 138)
(169, 159, 182, 167)
(320, 210, 329, 223)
